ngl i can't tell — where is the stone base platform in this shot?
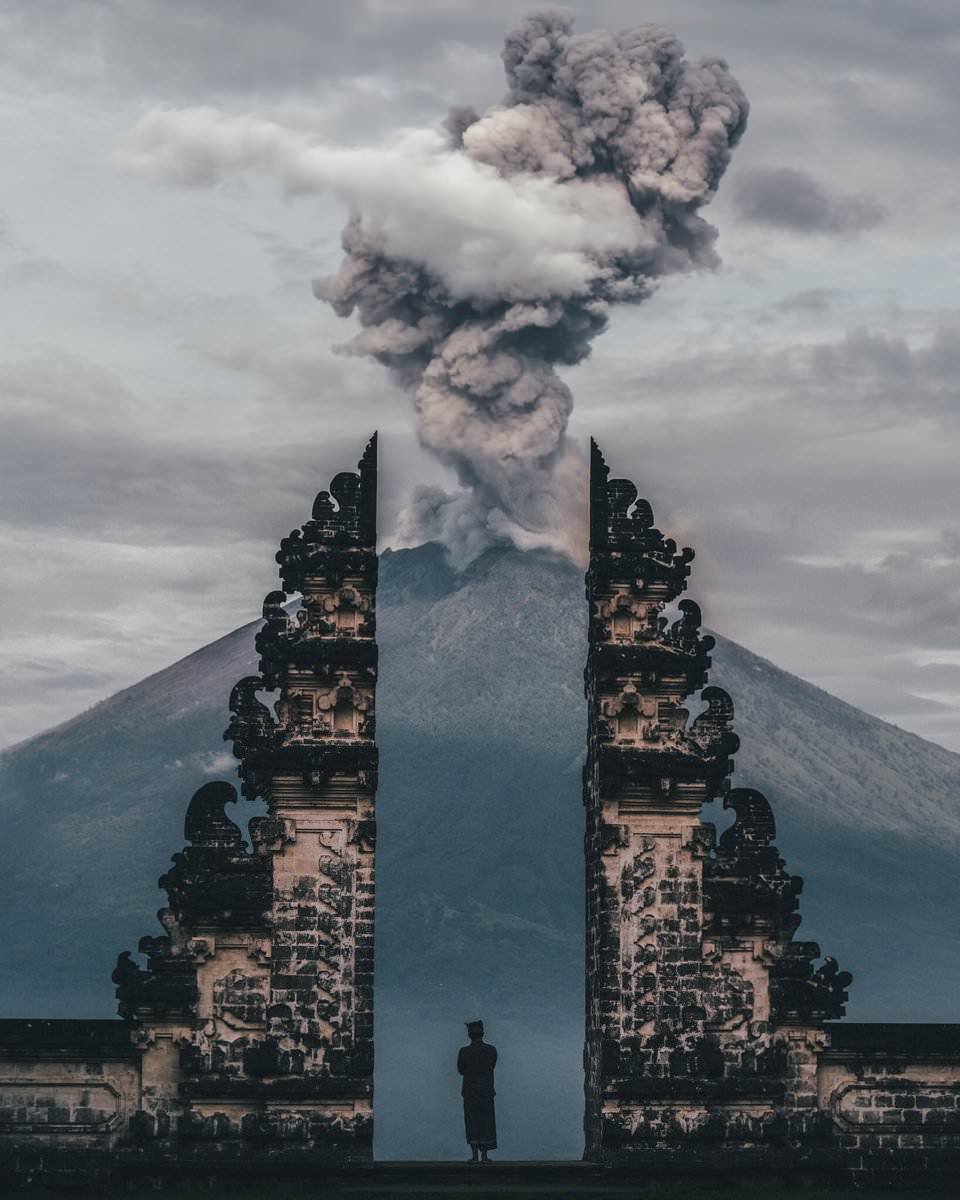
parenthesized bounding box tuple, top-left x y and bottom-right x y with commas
(4, 1020, 960, 1192)
(324, 1162, 852, 1196)
(4, 1160, 959, 1197)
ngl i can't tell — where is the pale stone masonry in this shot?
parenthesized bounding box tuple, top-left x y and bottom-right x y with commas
(0, 437, 379, 1178)
(582, 440, 960, 1184)
(246, 433, 378, 1139)
(135, 434, 378, 1158)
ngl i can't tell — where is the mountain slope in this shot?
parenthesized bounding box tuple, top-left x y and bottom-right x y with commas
(2, 543, 959, 1158)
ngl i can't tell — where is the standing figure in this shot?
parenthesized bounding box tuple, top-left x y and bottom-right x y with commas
(457, 1019, 497, 1163)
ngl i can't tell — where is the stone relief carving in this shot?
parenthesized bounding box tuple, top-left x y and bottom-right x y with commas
(585, 439, 852, 1163)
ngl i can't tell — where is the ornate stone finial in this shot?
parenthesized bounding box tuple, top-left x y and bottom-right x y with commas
(704, 786, 803, 940)
(587, 440, 695, 607)
(261, 590, 288, 622)
(667, 600, 714, 658)
(689, 687, 740, 762)
(224, 676, 278, 778)
(770, 944, 854, 1022)
(719, 787, 778, 858)
(183, 781, 243, 848)
(277, 433, 378, 593)
(158, 783, 270, 931)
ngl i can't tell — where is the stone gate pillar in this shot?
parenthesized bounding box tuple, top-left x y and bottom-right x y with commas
(112, 436, 379, 1164)
(247, 433, 378, 1152)
(583, 440, 851, 1165)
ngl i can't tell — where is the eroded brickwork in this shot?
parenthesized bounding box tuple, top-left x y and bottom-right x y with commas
(818, 1025, 960, 1186)
(584, 440, 851, 1165)
(104, 435, 379, 1162)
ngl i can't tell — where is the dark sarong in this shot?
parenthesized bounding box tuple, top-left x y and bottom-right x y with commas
(457, 1041, 497, 1148)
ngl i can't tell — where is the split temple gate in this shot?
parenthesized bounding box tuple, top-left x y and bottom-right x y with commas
(585, 441, 849, 1159)
(2, 436, 960, 1187)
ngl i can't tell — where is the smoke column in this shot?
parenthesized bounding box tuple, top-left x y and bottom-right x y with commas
(121, 10, 748, 564)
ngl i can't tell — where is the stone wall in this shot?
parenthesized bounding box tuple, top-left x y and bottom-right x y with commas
(0, 1020, 140, 1185)
(819, 1024, 960, 1186)
(0, 1021, 140, 1140)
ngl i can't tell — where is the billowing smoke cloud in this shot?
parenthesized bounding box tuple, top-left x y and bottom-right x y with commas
(120, 9, 748, 565)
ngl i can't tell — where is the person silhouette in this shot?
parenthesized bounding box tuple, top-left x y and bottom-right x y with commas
(457, 1019, 497, 1163)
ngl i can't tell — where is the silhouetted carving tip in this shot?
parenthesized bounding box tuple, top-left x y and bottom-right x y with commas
(705, 786, 804, 939)
(666, 598, 716, 659)
(184, 781, 243, 848)
(588, 441, 695, 585)
(111, 937, 198, 1024)
(690, 686, 740, 758)
(225, 674, 276, 743)
(720, 787, 777, 855)
(261, 589, 288, 625)
(277, 434, 378, 593)
(111, 951, 145, 1021)
(770, 944, 853, 1022)
(111, 950, 140, 990)
(158, 781, 270, 933)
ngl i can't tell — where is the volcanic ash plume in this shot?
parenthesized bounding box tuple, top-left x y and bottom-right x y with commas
(121, 10, 748, 565)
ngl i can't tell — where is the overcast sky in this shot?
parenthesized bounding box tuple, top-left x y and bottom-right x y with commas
(1, 0, 958, 752)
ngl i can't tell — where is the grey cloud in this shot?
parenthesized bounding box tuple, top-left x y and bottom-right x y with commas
(706, 531, 960, 746)
(4, 661, 115, 691)
(732, 166, 885, 235)
(0, 353, 242, 538)
(8, 1, 959, 97)
(806, 328, 959, 418)
(245, 227, 329, 284)
(573, 317, 960, 739)
(593, 323, 959, 426)
(697, 522, 960, 657)
(773, 287, 839, 315)
(0, 350, 379, 543)
(790, 549, 960, 651)
(859, 691, 955, 718)
(1, 0, 498, 105)
(911, 663, 960, 692)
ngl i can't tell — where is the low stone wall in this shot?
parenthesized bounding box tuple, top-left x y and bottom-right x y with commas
(0, 1018, 374, 1185)
(0, 1019, 140, 1186)
(819, 1023, 960, 1187)
(3, 1019, 960, 1186)
(0, 1020, 140, 1138)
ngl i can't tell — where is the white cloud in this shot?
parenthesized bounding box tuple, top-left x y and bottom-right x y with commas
(119, 109, 648, 303)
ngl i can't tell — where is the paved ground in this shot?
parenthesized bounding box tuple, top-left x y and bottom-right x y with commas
(280, 1162, 951, 1199)
(9, 1159, 957, 1197)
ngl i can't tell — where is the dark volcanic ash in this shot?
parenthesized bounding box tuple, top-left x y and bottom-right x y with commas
(121, 10, 748, 564)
